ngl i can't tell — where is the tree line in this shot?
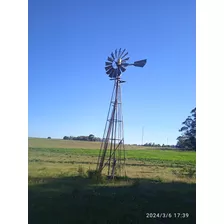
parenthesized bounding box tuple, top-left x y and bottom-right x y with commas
(63, 134, 101, 142)
(143, 143, 176, 148)
(61, 108, 196, 151)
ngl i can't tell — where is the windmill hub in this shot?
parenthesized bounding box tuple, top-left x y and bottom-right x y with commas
(112, 61, 118, 69)
(117, 58, 122, 65)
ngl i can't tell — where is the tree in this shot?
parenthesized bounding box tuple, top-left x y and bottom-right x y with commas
(63, 136, 69, 140)
(177, 108, 196, 150)
(94, 137, 102, 142)
(47, 137, 51, 139)
(88, 134, 95, 141)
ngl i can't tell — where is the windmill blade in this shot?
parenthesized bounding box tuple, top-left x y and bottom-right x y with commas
(106, 67, 114, 74)
(133, 59, 147, 67)
(122, 57, 130, 62)
(105, 65, 112, 71)
(117, 68, 121, 76)
(114, 69, 119, 77)
(121, 52, 128, 59)
(115, 49, 118, 58)
(105, 62, 112, 66)
(119, 49, 126, 58)
(106, 65, 113, 72)
(109, 69, 116, 78)
(111, 52, 115, 59)
(105, 66, 112, 73)
(120, 66, 126, 73)
(114, 68, 119, 77)
(107, 56, 113, 62)
(109, 73, 114, 78)
(117, 48, 122, 58)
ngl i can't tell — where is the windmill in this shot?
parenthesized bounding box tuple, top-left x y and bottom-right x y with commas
(96, 48, 147, 179)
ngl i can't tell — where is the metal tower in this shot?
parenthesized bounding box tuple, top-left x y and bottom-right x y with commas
(96, 77, 125, 178)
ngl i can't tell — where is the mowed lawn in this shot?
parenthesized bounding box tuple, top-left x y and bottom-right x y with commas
(28, 138, 196, 224)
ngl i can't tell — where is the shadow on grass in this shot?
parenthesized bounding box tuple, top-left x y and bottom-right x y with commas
(29, 176, 196, 224)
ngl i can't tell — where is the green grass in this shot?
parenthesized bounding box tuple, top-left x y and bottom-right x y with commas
(28, 138, 196, 224)
(29, 147, 195, 167)
(29, 137, 152, 150)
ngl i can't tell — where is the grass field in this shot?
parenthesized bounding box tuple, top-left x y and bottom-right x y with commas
(28, 138, 196, 224)
(28, 137, 155, 150)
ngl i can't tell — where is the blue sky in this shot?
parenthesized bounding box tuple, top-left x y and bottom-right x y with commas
(28, 0, 195, 145)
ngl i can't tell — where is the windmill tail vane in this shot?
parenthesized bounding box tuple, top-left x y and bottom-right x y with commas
(96, 48, 147, 179)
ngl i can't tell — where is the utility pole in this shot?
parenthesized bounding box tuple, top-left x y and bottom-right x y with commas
(142, 126, 144, 145)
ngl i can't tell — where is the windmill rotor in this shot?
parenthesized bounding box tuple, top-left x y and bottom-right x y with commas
(105, 48, 147, 79)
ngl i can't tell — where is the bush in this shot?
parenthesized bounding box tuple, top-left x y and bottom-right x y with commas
(172, 167, 196, 178)
(185, 167, 196, 178)
(87, 169, 106, 183)
(77, 166, 85, 177)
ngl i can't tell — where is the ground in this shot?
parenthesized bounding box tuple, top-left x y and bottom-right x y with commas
(28, 138, 196, 224)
